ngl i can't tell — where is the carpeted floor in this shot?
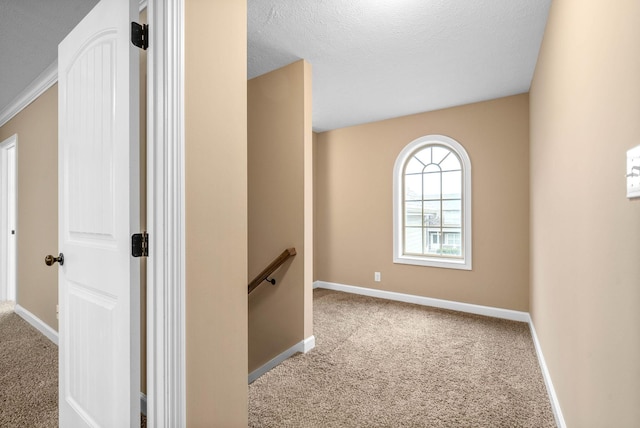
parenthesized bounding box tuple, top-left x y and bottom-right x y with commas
(249, 289, 556, 427)
(0, 302, 58, 427)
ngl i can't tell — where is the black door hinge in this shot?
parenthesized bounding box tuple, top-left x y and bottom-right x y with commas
(132, 232, 149, 257)
(131, 22, 148, 50)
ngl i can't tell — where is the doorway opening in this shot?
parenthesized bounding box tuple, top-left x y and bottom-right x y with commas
(0, 134, 17, 303)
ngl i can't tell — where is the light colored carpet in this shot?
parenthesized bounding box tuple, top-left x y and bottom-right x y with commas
(0, 302, 58, 427)
(249, 289, 556, 427)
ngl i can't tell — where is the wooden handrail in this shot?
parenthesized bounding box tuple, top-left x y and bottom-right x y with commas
(248, 248, 297, 294)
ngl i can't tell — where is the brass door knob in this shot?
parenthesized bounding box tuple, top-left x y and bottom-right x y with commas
(45, 253, 64, 266)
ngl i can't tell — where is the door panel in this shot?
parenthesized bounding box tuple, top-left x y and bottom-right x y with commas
(7, 144, 15, 301)
(58, 0, 140, 426)
(0, 137, 17, 302)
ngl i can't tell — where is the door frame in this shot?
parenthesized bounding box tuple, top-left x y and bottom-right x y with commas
(146, 0, 186, 425)
(0, 134, 17, 303)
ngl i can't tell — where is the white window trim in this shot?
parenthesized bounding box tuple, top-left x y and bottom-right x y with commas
(393, 134, 472, 270)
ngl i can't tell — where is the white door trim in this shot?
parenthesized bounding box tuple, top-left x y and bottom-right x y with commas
(146, 0, 186, 426)
(0, 134, 17, 302)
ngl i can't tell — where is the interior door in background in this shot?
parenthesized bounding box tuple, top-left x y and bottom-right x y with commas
(6, 143, 15, 301)
(0, 135, 17, 302)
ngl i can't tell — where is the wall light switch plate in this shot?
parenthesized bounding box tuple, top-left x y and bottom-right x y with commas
(627, 145, 640, 199)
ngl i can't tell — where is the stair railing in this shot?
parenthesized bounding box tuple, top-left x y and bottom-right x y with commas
(248, 247, 297, 294)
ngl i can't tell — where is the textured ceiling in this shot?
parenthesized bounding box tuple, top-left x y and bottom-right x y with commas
(1, 0, 551, 133)
(0, 0, 99, 112)
(249, 0, 552, 131)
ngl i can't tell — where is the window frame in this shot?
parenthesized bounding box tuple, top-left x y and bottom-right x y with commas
(393, 135, 472, 270)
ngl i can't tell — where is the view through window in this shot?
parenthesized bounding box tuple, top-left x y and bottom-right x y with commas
(404, 145, 462, 257)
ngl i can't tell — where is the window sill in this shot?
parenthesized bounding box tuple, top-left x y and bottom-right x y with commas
(394, 255, 472, 271)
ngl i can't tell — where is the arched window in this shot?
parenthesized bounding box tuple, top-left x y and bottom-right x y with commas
(393, 135, 472, 270)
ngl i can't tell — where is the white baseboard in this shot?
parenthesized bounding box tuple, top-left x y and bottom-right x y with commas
(313, 281, 529, 322)
(14, 304, 58, 345)
(302, 335, 315, 352)
(527, 317, 566, 428)
(248, 335, 316, 384)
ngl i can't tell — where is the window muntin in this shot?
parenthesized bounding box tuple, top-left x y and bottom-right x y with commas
(393, 135, 472, 270)
(403, 145, 463, 258)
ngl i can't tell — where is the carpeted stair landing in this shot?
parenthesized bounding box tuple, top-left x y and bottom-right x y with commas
(249, 289, 556, 427)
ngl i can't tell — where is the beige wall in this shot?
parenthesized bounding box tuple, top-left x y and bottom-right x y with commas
(248, 60, 313, 372)
(0, 85, 58, 329)
(316, 94, 530, 311)
(530, 0, 640, 425)
(185, 0, 248, 425)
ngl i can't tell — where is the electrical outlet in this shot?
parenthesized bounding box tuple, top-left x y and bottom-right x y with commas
(374, 272, 381, 282)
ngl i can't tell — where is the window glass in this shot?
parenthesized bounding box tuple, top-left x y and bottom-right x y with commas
(405, 227, 422, 254)
(402, 144, 463, 259)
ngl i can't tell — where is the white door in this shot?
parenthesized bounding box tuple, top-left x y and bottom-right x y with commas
(6, 144, 16, 302)
(58, 0, 140, 425)
(0, 135, 17, 302)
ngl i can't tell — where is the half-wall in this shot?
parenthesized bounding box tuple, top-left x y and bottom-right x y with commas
(248, 60, 314, 373)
